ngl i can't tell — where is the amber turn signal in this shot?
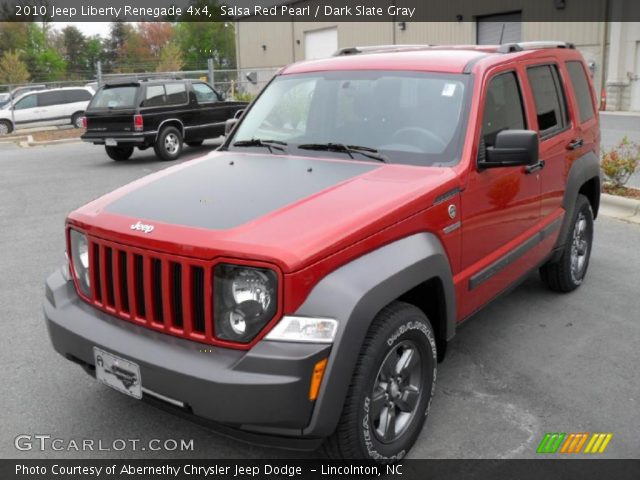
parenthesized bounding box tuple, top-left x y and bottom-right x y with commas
(308, 358, 328, 401)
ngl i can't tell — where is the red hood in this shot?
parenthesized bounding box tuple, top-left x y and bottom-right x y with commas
(68, 151, 459, 272)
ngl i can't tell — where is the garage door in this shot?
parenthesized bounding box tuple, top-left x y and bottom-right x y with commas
(304, 27, 338, 60)
(477, 12, 522, 44)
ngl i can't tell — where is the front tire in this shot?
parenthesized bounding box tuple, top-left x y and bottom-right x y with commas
(0, 120, 12, 135)
(324, 302, 437, 461)
(540, 194, 594, 292)
(105, 146, 134, 161)
(154, 126, 183, 161)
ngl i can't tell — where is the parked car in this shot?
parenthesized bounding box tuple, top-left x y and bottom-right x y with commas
(0, 87, 94, 135)
(45, 42, 600, 460)
(81, 78, 247, 161)
(9, 84, 46, 100)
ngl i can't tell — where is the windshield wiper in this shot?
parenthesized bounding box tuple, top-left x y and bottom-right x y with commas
(297, 143, 387, 163)
(233, 138, 287, 154)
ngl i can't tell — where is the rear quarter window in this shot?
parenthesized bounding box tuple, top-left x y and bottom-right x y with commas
(143, 85, 166, 107)
(566, 61, 595, 123)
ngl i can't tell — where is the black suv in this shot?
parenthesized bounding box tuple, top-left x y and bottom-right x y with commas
(81, 78, 247, 161)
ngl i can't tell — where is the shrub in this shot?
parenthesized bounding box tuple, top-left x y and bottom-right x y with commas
(233, 90, 256, 103)
(601, 136, 640, 188)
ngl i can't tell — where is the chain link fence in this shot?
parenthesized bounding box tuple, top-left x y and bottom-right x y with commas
(0, 66, 278, 102)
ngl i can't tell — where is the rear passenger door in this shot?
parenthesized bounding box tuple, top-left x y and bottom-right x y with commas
(523, 63, 576, 219)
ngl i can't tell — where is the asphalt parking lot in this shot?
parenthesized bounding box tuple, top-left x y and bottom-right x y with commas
(1, 141, 639, 459)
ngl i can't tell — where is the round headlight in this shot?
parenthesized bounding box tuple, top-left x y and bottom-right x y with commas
(214, 264, 277, 343)
(69, 229, 90, 296)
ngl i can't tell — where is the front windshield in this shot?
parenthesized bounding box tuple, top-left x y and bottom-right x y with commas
(231, 70, 471, 166)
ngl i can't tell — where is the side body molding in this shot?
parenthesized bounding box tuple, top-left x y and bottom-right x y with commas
(295, 232, 455, 437)
(556, 150, 601, 255)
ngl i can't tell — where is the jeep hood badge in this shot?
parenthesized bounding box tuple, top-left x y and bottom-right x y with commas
(130, 221, 155, 234)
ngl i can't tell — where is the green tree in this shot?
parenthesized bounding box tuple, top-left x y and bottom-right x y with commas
(0, 50, 30, 84)
(0, 22, 29, 57)
(156, 43, 184, 72)
(175, 21, 235, 70)
(62, 25, 88, 78)
(103, 21, 130, 73)
(23, 23, 66, 81)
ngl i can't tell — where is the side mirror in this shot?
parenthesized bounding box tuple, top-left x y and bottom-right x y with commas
(479, 130, 539, 169)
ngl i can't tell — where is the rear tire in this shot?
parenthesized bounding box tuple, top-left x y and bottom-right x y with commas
(105, 146, 134, 161)
(186, 140, 204, 147)
(0, 120, 12, 135)
(323, 302, 437, 461)
(540, 194, 594, 292)
(154, 126, 183, 161)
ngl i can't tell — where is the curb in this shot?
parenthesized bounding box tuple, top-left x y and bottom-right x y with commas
(600, 193, 640, 224)
(26, 137, 82, 147)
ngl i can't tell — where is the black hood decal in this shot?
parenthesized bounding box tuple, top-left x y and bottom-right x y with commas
(106, 154, 379, 230)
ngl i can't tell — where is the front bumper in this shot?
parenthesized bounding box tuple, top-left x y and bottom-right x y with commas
(44, 268, 330, 448)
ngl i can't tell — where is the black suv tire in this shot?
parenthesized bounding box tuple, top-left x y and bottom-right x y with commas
(323, 302, 437, 461)
(540, 194, 594, 292)
(105, 146, 134, 161)
(154, 126, 183, 161)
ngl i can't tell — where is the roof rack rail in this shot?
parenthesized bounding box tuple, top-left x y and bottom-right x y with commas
(333, 44, 433, 56)
(497, 41, 576, 53)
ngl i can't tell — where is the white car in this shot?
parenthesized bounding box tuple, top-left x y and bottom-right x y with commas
(0, 87, 94, 135)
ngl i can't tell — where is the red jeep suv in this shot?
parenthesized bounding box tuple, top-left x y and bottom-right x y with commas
(45, 42, 600, 460)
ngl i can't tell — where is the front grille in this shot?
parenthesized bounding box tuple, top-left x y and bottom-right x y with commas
(86, 237, 213, 343)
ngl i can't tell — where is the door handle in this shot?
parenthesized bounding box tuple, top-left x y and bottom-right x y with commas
(525, 160, 545, 174)
(567, 138, 584, 150)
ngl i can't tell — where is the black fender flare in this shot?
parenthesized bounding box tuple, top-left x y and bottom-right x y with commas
(555, 150, 601, 254)
(296, 232, 455, 438)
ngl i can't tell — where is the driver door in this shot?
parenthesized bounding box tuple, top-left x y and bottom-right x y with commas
(11, 93, 40, 128)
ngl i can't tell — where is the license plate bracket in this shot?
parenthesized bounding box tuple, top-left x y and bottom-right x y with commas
(93, 347, 142, 399)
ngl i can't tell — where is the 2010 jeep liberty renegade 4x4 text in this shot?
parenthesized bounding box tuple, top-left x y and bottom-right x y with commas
(45, 42, 601, 460)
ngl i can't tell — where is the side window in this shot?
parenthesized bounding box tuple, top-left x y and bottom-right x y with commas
(38, 91, 65, 107)
(143, 85, 166, 107)
(526, 65, 569, 136)
(192, 83, 218, 103)
(165, 83, 188, 105)
(566, 61, 595, 123)
(14, 94, 37, 110)
(482, 72, 526, 147)
(65, 89, 92, 103)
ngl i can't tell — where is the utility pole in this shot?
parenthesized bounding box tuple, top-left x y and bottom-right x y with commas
(96, 60, 102, 86)
(208, 58, 215, 87)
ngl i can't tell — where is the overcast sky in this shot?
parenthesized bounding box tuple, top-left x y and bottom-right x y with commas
(51, 22, 113, 38)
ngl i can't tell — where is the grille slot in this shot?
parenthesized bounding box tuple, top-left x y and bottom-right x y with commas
(134, 254, 146, 318)
(172, 262, 184, 328)
(152, 258, 164, 324)
(92, 244, 102, 302)
(119, 251, 129, 313)
(105, 247, 115, 307)
(192, 266, 205, 333)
